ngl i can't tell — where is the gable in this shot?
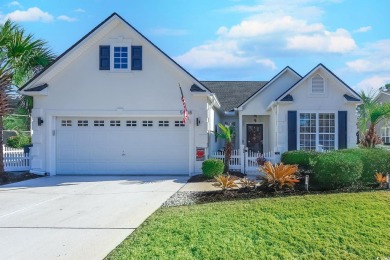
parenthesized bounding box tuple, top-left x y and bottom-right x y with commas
(276, 64, 361, 103)
(279, 66, 359, 110)
(20, 13, 209, 112)
(239, 68, 301, 115)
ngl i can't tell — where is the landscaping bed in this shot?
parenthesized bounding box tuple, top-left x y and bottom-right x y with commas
(0, 171, 41, 186)
(164, 184, 386, 207)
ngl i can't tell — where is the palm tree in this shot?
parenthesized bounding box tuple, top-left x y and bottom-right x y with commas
(358, 90, 390, 148)
(214, 123, 235, 173)
(0, 20, 54, 176)
(360, 102, 390, 148)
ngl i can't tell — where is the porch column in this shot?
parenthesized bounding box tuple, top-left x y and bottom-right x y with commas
(239, 112, 244, 173)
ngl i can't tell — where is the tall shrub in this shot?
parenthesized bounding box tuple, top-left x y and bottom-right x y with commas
(313, 152, 363, 189)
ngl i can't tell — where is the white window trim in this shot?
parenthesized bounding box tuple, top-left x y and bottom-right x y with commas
(110, 44, 131, 72)
(297, 111, 338, 150)
(381, 125, 390, 144)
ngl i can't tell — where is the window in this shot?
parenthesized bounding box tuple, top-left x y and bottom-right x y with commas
(142, 121, 153, 127)
(299, 112, 335, 151)
(94, 120, 104, 126)
(61, 120, 72, 126)
(175, 121, 185, 127)
(99, 45, 142, 71)
(299, 113, 316, 150)
(110, 120, 121, 126)
(78, 120, 88, 127)
(312, 74, 324, 94)
(318, 113, 335, 150)
(113, 46, 128, 69)
(159, 121, 169, 127)
(381, 126, 390, 144)
(126, 120, 137, 127)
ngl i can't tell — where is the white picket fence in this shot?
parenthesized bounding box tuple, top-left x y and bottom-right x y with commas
(210, 146, 278, 174)
(210, 149, 241, 170)
(3, 145, 31, 171)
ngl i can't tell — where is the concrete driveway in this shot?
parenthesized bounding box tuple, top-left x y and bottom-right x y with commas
(0, 175, 187, 259)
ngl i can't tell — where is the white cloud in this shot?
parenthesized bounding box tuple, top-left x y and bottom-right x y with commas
(57, 15, 77, 22)
(346, 40, 390, 73)
(218, 16, 325, 38)
(353, 26, 372, 33)
(354, 75, 390, 93)
(255, 59, 276, 70)
(287, 28, 357, 53)
(2, 7, 53, 22)
(74, 8, 85, 13)
(7, 1, 22, 8)
(175, 40, 252, 69)
(150, 27, 188, 36)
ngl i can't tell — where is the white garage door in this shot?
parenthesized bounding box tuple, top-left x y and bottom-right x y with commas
(56, 117, 189, 175)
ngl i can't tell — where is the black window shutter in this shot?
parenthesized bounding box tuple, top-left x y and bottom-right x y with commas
(131, 46, 142, 70)
(287, 111, 297, 151)
(99, 45, 110, 70)
(338, 111, 347, 149)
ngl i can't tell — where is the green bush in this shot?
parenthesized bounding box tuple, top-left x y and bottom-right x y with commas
(6, 134, 32, 148)
(338, 148, 390, 183)
(313, 152, 363, 189)
(281, 150, 319, 170)
(202, 159, 224, 178)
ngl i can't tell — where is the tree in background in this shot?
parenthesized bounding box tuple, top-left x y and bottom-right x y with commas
(0, 20, 54, 175)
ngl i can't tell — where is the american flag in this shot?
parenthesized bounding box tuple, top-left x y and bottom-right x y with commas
(179, 86, 189, 124)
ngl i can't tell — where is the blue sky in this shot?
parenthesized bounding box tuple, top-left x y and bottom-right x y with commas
(1, 0, 389, 93)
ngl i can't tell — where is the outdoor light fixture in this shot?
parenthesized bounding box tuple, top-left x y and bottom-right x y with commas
(38, 117, 44, 126)
(196, 117, 200, 126)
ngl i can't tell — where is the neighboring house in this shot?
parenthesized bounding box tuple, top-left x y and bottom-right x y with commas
(375, 88, 390, 144)
(20, 13, 361, 176)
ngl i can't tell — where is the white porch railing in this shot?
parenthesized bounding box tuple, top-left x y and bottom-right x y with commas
(210, 146, 280, 174)
(3, 145, 31, 171)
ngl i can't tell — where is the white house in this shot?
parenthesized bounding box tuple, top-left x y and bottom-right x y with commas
(20, 13, 361, 176)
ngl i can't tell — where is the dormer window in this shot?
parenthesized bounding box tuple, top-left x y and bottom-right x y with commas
(311, 74, 324, 94)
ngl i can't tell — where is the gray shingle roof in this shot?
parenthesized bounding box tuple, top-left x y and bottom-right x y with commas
(201, 81, 268, 111)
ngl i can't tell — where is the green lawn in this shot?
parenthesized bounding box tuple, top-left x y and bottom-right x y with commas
(106, 191, 390, 260)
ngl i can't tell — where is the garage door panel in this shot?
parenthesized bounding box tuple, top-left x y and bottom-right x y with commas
(56, 117, 189, 175)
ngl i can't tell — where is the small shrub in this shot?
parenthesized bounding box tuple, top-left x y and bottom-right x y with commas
(214, 175, 238, 190)
(259, 162, 299, 191)
(313, 152, 363, 189)
(281, 150, 319, 171)
(202, 159, 224, 178)
(374, 172, 387, 188)
(6, 134, 32, 148)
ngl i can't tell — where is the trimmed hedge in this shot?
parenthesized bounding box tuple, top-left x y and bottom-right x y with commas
(281, 150, 319, 170)
(338, 148, 390, 183)
(282, 148, 390, 189)
(313, 152, 363, 189)
(202, 159, 224, 178)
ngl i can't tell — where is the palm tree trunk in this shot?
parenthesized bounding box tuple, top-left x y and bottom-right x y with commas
(224, 141, 232, 173)
(0, 75, 11, 176)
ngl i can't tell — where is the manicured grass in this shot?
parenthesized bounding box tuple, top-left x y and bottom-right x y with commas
(106, 191, 390, 259)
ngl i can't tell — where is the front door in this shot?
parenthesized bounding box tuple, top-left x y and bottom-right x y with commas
(247, 124, 263, 153)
